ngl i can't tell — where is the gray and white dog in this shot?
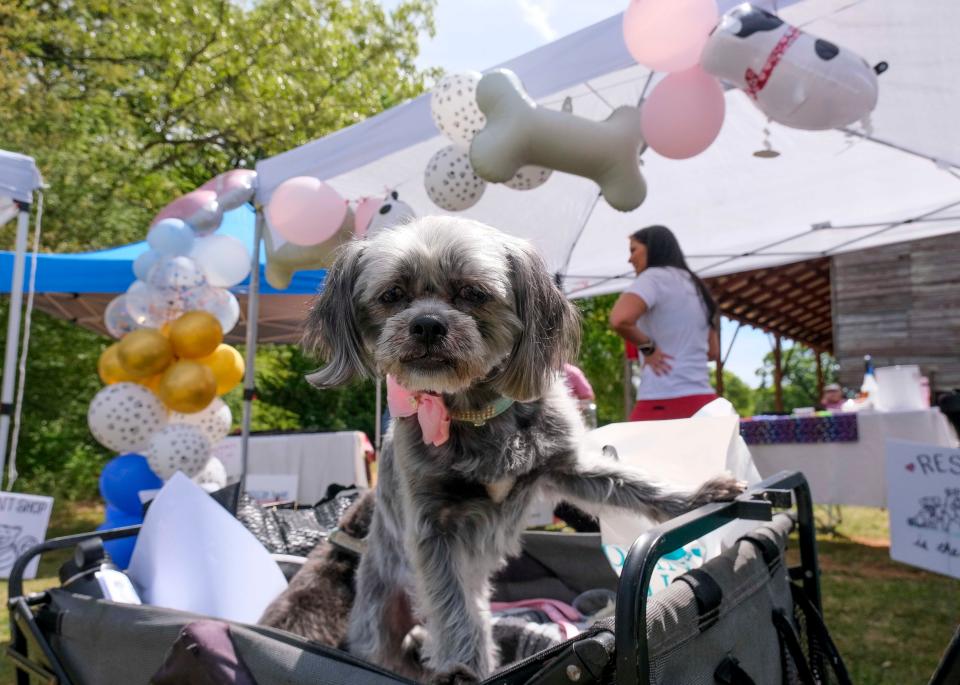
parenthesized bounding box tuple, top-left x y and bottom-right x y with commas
(303, 216, 742, 683)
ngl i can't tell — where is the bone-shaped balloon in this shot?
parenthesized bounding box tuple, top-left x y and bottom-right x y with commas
(469, 70, 647, 212)
(263, 207, 355, 290)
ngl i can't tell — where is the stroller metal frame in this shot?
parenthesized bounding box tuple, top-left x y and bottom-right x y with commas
(7, 471, 817, 685)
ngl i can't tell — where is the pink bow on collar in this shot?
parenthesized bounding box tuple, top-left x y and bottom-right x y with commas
(387, 375, 451, 447)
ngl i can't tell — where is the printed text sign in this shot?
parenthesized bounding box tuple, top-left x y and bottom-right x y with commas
(0, 491, 54, 580)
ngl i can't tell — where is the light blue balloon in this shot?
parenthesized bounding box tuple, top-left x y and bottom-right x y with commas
(147, 218, 195, 256)
(133, 250, 160, 281)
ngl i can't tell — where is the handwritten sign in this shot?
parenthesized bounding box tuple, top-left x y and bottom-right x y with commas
(0, 491, 54, 580)
(885, 439, 960, 579)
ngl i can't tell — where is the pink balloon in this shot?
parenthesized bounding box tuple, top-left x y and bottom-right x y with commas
(641, 67, 726, 160)
(200, 169, 256, 194)
(265, 177, 347, 246)
(353, 197, 382, 238)
(151, 190, 218, 226)
(623, 0, 719, 73)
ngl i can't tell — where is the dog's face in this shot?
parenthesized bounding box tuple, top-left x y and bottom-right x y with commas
(304, 216, 579, 400)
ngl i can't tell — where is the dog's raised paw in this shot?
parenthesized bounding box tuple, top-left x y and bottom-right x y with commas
(428, 663, 481, 685)
(690, 475, 746, 508)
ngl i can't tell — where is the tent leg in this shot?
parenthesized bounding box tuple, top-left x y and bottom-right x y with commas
(0, 203, 30, 490)
(774, 334, 784, 413)
(239, 208, 264, 495)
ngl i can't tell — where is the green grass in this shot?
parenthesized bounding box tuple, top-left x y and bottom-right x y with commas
(1, 503, 957, 684)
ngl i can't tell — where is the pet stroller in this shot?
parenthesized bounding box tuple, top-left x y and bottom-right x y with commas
(8, 471, 852, 684)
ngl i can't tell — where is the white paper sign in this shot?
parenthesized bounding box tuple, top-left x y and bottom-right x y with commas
(127, 472, 287, 623)
(245, 474, 299, 504)
(0, 491, 54, 580)
(886, 439, 960, 579)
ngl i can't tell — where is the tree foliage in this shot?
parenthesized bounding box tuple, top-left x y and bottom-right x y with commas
(0, 0, 434, 498)
(0, 0, 437, 251)
(575, 294, 628, 425)
(753, 344, 838, 414)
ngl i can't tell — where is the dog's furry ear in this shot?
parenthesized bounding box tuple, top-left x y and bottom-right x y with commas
(303, 240, 373, 387)
(496, 241, 580, 401)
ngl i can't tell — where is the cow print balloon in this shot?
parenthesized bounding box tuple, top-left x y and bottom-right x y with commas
(88, 382, 168, 453)
(503, 165, 553, 191)
(145, 424, 211, 479)
(424, 145, 487, 211)
(430, 72, 486, 149)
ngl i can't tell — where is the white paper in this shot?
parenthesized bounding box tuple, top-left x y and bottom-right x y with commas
(127, 472, 288, 623)
(580, 416, 761, 575)
(0, 491, 54, 580)
(885, 439, 960, 579)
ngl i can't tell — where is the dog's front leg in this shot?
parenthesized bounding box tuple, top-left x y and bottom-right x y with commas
(546, 458, 743, 523)
(409, 519, 496, 684)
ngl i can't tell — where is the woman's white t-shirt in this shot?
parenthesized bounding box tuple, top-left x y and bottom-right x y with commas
(627, 266, 712, 400)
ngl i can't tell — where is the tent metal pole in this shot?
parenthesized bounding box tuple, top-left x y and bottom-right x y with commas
(0, 202, 31, 489)
(240, 207, 264, 494)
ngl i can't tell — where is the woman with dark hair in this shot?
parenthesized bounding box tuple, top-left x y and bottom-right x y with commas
(609, 225, 720, 420)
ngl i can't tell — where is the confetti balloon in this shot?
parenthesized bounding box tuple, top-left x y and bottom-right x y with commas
(87, 383, 168, 453)
(145, 424, 211, 479)
(170, 397, 232, 444)
(104, 295, 140, 338)
(200, 287, 241, 335)
(424, 145, 487, 211)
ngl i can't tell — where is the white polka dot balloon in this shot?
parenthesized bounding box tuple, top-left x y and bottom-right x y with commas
(192, 456, 228, 493)
(145, 424, 211, 479)
(88, 382, 168, 453)
(431, 72, 486, 149)
(424, 145, 487, 212)
(503, 165, 553, 191)
(170, 397, 232, 445)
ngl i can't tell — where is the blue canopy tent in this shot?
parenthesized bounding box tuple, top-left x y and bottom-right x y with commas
(0, 205, 326, 344)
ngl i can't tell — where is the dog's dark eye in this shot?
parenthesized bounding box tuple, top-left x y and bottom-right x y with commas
(458, 285, 489, 305)
(379, 286, 405, 304)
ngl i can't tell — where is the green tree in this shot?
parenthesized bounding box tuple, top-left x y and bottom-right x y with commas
(0, 0, 435, 498)
(710, 369, 755, 417)
(0, 0, 437, 251)
(753, 344, 838, 414)
(575, 294, 628, 425)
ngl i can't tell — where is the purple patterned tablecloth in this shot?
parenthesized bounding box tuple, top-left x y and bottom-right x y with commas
(740, 413, 859, 445)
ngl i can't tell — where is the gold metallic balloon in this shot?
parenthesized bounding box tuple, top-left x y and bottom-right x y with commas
(169, 311, 223, 359)
(158, 360, 217, 413)
(98, 343, 134, 385)
(137, 373, 163, 393)
(197, 344, 245, 395)
(117, 329, 174, 378)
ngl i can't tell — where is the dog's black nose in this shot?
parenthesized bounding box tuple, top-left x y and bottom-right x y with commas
(409, 315, 447, 345)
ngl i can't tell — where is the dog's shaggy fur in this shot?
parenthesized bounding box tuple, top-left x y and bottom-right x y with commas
(298, 217, 742, 683)
(259, 491, 374, 648)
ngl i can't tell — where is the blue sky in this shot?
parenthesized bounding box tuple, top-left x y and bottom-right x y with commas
(379, 0, 774, 386)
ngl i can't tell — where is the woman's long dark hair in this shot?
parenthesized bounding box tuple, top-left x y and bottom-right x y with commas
(631, 225, 718, 329)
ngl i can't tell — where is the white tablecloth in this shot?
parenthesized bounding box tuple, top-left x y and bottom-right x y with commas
(749, 409, 959, 507)
(213, 431, 369, 504)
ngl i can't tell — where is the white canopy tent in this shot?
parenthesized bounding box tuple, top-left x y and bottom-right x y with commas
(0, 150, 43, 488)
(254, 0, 960, 299)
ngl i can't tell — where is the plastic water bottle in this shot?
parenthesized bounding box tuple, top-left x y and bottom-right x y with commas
(860, 355, 882, 411)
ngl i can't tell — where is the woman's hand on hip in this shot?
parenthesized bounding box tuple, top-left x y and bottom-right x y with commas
(644, 349, 673, 376)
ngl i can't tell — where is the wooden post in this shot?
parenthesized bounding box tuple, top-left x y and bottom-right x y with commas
(774, 334, 784, 413)
(715, 324, 724, 396)
(815, 350, 824, 403)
